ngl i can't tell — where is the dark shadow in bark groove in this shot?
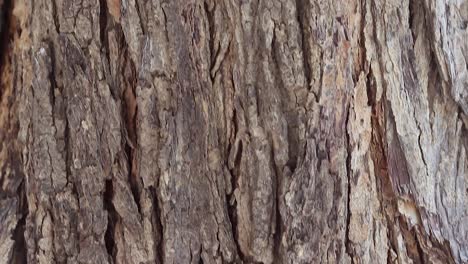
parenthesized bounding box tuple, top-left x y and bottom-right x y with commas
(203, 1, 215, 78)
(121, 47, 141, 215)
(149, 185, 164, 264)
(225, 106, 245, 262)
(50, 0, 59, 32)
(12, 181, 27, 264)
(104, 179, 117, 261)
(0, 0, 12, 86)
(344, 102, 354, 262)
(99, 0, 110, 66)
(272, 164, 284, 264)
(124, 141, 142, 215)
(294, 0, 312, 93)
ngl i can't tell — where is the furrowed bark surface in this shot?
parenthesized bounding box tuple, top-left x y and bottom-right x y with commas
(0, 0, 467, 263)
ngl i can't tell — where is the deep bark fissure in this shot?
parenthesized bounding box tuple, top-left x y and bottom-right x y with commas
(408, 0, 417, 41)
(344, 102, 354, 262)
(50, 0, 59, 33)
(414, 230, 429, 264)
(272, 160, 284, 264)
(12, 181, 27, 264)
(0, 0, 12, 82)
(149, 185, 164, 264)
(64, 99, 74, 190)
(121, 43, 141, 214)
(103, 179, 117, 261)
(264, 126, 281, 264)
(134, 0, 147, 35)
(203, 1, 215, 71)
(225, 106, 245, 263)
(295, 0, 312, 93)
(124, 121, 142, 218)
(407, 225, 425, 263)
(124, 141, 141, 215)
(359, 0, 367, 79)
(99, 0, 110, 64)
(47, 42, 58, 132)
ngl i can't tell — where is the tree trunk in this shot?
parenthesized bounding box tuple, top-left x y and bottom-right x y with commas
(0, 0, 467, 263)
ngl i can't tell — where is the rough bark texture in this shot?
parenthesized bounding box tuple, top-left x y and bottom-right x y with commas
(0, 0, 467, 263)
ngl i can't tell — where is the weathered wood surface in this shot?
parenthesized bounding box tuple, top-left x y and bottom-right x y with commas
(0, 0, 467, 263)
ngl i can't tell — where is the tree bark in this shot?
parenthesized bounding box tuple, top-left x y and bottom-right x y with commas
(0, 0, 467, 263)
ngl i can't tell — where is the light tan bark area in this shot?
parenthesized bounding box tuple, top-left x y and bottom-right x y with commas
(0, 0, 466, 263)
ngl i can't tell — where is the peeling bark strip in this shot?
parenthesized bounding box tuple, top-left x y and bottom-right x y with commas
(0, 0, 467, 263)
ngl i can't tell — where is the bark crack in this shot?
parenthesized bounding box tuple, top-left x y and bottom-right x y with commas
(11, 181, 27, 263)
(344, 99, 354, 263)
(122, 54, 141, 215)
(295, 0, 312, 92)
(103, 179, 117, 262)
(99, 0, 110, 64)
(0, 0, 11, 78)
(226, 104, 245, 263)
(149, 186, 164, 264)
(51, 0, 60, 33)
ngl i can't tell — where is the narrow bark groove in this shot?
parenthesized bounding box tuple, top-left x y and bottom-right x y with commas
(103, 179, 116, 261)
(0, 0, 12, 79)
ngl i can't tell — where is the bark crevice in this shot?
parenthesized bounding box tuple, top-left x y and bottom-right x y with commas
(0, 0, 12, 78)
(103, 179, 116, 262)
